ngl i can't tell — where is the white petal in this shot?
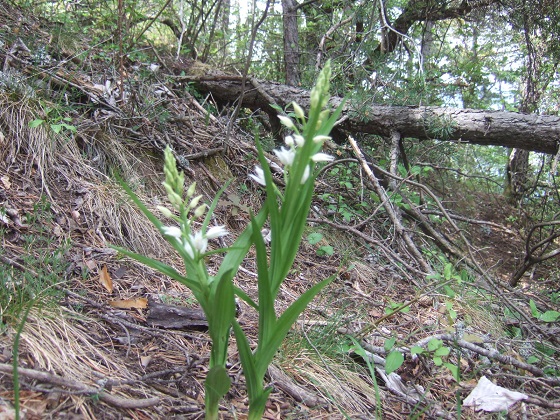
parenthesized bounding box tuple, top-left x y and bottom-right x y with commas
(284, 136, 294, 147)
(300, 165, 311, 184)
(249, 166, 266, 186)
(311, 152, 334, 162)
(294, 135, 305, 147)
(190, 231, 208, 254)
(274, 147, 296, 166)
(161, 226, 182, 239)
(183, 240, 195, 259)
(207, 225, 229, 239)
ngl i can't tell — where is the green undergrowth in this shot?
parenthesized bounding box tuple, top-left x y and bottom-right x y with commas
(0, 196, 70, 331)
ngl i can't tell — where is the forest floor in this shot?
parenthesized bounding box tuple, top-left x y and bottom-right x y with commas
(1, 1, 560, 419)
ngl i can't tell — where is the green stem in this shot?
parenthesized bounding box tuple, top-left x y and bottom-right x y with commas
(204, 401, 219, 420)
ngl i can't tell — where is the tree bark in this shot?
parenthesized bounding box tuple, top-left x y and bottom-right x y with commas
(175, 63, 560, 155)
(282, 0, 300, 86)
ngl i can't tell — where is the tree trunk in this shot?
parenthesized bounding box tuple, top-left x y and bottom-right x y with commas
(505, 148, 530, 203)
(282, 0, 300, 86)
(176, 62, 560, 155)
(504, 1, 547, 203)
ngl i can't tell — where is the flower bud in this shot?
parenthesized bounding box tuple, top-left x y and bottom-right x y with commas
(186, 182, 196, 198)
(312, 135, 331, 144)
(193, 204, 207, 218)
(278, 115, 296, 130)
(292, 102, 305, 119)
(285, 136, 295, 147)
(293, 135, 305, 147)
(157, 206, 174, 218)
(189, 194, 203, 209)
(311, 152, 335, 162)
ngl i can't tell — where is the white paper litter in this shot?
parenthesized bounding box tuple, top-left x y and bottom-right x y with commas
(463, 376, 527, 412)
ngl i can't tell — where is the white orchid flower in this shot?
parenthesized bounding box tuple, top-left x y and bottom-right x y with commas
(206, 225, 229, 239)
(162, 226, 182, 239)
(190, 231, 208, 254)
(274, 147, 296, 166)
(249, 166, 266, 186)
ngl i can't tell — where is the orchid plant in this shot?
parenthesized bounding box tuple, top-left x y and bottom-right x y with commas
(114, 61, 344, 420)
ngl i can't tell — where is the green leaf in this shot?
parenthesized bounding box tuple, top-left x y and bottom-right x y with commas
(255, 275, 335, 376)
(234, 286, 258, 310)
(317, 245, 334, 256)
(529, 299, 540, 318)
(307, 232, 323, 245)
(232, 320, 261, 404)
(434, 346, 450, 357)
(410, 346, 424, 355)
(428, 338, 442, 352)
(216, 208, 267, 283)
(207, 271, 235, 367)
(251, 216, 276, 345)
(443, 285, 456, 298)
(444, 263, 453, 281)
(384, 337, 396, 352)
(111, 245, 201, 293)
(445, 302, 457, 321)
(540, 310, 560, 322)
(433, 356, 443, 366)
(203, 180, 231, 232)
(526, 355, 539, 364)
(269, 103, 284, 113)
(385, 351, 404, 375)
(443, 362, 460, 381)
(50, 124, 63, 133)
(28, 119, 44, 128)
(205, 366, 231, 416)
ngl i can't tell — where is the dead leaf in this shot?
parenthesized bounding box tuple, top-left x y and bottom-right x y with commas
(109, 297, 148, 309)
(85, 259, 97, 271)
(52, 224, 63, 237)
(99, 265, 113, 293)
(0, 175, 11, 189)
(140, 355, 152, 368)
